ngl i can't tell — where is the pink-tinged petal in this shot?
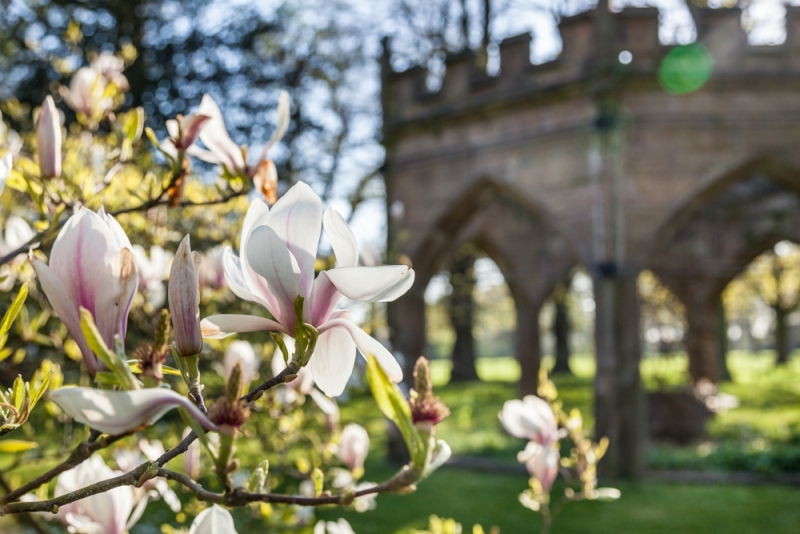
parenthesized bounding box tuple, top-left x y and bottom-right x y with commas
(499, 396, 558, 444)
(266, 181, 322, 296)
(197, 94, 245, 172)
(518, 442, 560, 492)
(83, 483, 133, 534)
(0, 153, 11, 191)
(338, 423, 369, 471)
(189, 505, 239, 534)
(323, 208, 359, 268)
(319, 318, 402, 383)
(36, 95, 62, 179)
(50, 387, 218, 435)
(309, 326, 356, 397)
(186, 144, 220, 164)
(166, 119, 179, 140)
(221, 248, 269, 307)
(237, 200, 282, 320)
(97, 207, 133, 250)
(200, 314, 285, 339)
(326, 265, 414, 302)
(307, 271, 341, 326)
(30, 255, 101, 373)
(169, 235, 203, 356)
(180, 113, 211, 148)
(257, 90, 291, 162)
(93, 247, 138, 351)
(308, 388, 339, 421)
(246, 224, 304, 328)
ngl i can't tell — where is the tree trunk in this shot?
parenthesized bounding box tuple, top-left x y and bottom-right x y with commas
(716, 297, 731, 381)
(448, 247, 479, 381)
(775, 304, 790, 364)
(552, 284, 573, 374)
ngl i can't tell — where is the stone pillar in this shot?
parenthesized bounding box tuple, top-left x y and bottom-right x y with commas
(515, 295, 542, 396)
(448, 247, 479, 382)
(593, 272, 644, 479)
(684, 298, 720, 383)
(388, 286, 427, 383)
(552, 282, 573, 375)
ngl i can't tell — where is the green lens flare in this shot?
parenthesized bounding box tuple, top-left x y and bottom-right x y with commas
(658, 44, 714, 95)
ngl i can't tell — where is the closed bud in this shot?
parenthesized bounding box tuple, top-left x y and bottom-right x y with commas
(168, 235, 203, 356)
(37, 96, 62, 179)
(226, 361, 244, 405)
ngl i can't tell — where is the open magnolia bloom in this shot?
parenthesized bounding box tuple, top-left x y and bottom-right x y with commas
(189, 505, 239, 534)
(50, 387, 218, 435)
(191, 91, 289, 201)
(314, 518, 356, 534)
(30, 207, 138, 374)
(52, 454, 136, 534)
(518, 441, 560, 492)
(114, 439, 182, 514)
(499, 395, 559, 446)
(338, 423, 369, 473)
(201, 181, 414, 397)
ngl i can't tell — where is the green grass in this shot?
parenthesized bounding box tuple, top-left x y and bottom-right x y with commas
(317, 468, 800, 533)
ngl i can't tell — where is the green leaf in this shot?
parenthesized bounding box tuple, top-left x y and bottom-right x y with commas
(11, 376, 25, 412)
(94, 371, 122, 386)
(0, 440, 38, 453)
(365, 354, 421, 464)
(0, 283, 28, 337)
(123, 107, 145, 142)
(80, 308, 138, 390)
(311, 467, 324, 497)
(0, 345, 12, 363)
(247, 459, 269, 493)
(28, 371, 50, 409)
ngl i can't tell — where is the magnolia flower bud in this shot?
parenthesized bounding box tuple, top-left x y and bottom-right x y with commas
(37, 96, 61, 179)
(169, 235, 203, 356)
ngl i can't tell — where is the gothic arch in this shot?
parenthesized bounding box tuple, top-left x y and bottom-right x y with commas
(644, 156, 800, 381)
(391, 178, 580, 395)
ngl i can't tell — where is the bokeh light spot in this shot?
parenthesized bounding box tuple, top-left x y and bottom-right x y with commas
(658, 43, 714, 95)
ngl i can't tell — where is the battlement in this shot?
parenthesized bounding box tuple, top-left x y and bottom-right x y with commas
(383, 7, 800, 127)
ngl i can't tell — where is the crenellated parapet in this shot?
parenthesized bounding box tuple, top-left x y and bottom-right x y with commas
(383, 7, 800, 127)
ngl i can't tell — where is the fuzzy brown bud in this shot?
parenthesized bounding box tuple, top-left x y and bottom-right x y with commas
(135, 343, 168, 383)
(154, 309, 171, 351)
(208, 397, 251, 429)
(410, 356, 450, 426)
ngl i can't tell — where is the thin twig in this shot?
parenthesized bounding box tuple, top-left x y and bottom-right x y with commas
(0, 473, 52, 534)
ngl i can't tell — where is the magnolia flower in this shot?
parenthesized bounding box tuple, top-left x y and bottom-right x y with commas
(0, 152, 10, 193)
(0, 215, 34, 258)
(161, 112, 211, 160)
(61, 67, 112, 118)
(198, 245, 226, 289)
(192, 91, 289, 201)
(338, 423, 369, 472)
(201, 182, 414, 396)
(90, 52, 129, 90)
(183, 427, 201, 480)
(189, 505, 239, 534)
(50, 387, 218, 435)
(30, 207, 138, 374)
(271, 346, 340, 425)
(113, 439, 181, 514)
(169, 235, 203, 357)
(518, 441, 560, 492)
(314, 519, 356, 534)
(37, 95, 61, 179)
(224, 341, 260, 384)
(52, 454, 135, 534)
(132, 244, 173, 308)
(499, 396, 559, 446)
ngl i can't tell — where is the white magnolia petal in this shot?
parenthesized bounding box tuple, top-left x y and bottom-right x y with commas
(221, 247, 268, 307)
(237, 200, 283, 319)
(323, 208, 359, 268)
(93, 247, 138, 349)
(5, 216, 34, 251)
(308, 271, 340, 326)
(0, 152, 12, 192)
(200, 314, 285, 339)
(186, 144, 220, 164)
(240, 199, 270, 258)
(326, 265, 414, 302)
(30, 256, 100, 373)
(223, 341, 260, 383)
(189, 505, 239, 534)
(259, 90, 291, 161)
(266, 181, 322, 295)
(50, 387, 218, 435)
(197, 94, 245, 172)
(308, 388, 339, 419)
(319, 319, 402, 383)
(499, 396, 558, 444)
(246, 224, 303, 325)
(166, 119, 179, 140)
(338, 423, 369, 471)
(309, 326, 356, 397)
(85, 484, 133, 534)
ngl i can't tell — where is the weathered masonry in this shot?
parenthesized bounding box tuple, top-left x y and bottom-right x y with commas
(382, 3, 800, 478)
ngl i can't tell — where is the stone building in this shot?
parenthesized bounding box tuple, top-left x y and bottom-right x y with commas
(381, 3, 800, 477)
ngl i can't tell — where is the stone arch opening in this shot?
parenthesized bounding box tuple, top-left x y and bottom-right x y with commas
(388, 178, 579, 395)
(646, 156, 800, 382)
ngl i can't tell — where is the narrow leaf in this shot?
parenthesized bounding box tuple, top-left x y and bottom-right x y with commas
(11, 376, 25, 412)
(365, 354, 420, 461)
(0, 440, 38, 453)
(0, 283, 28, 337)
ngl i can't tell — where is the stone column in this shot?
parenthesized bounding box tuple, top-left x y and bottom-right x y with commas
(514, 294, 542, 396)
(388, 286, 427, 383)
(593, 272, 644, 479)
(684, 298, 720, 383)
